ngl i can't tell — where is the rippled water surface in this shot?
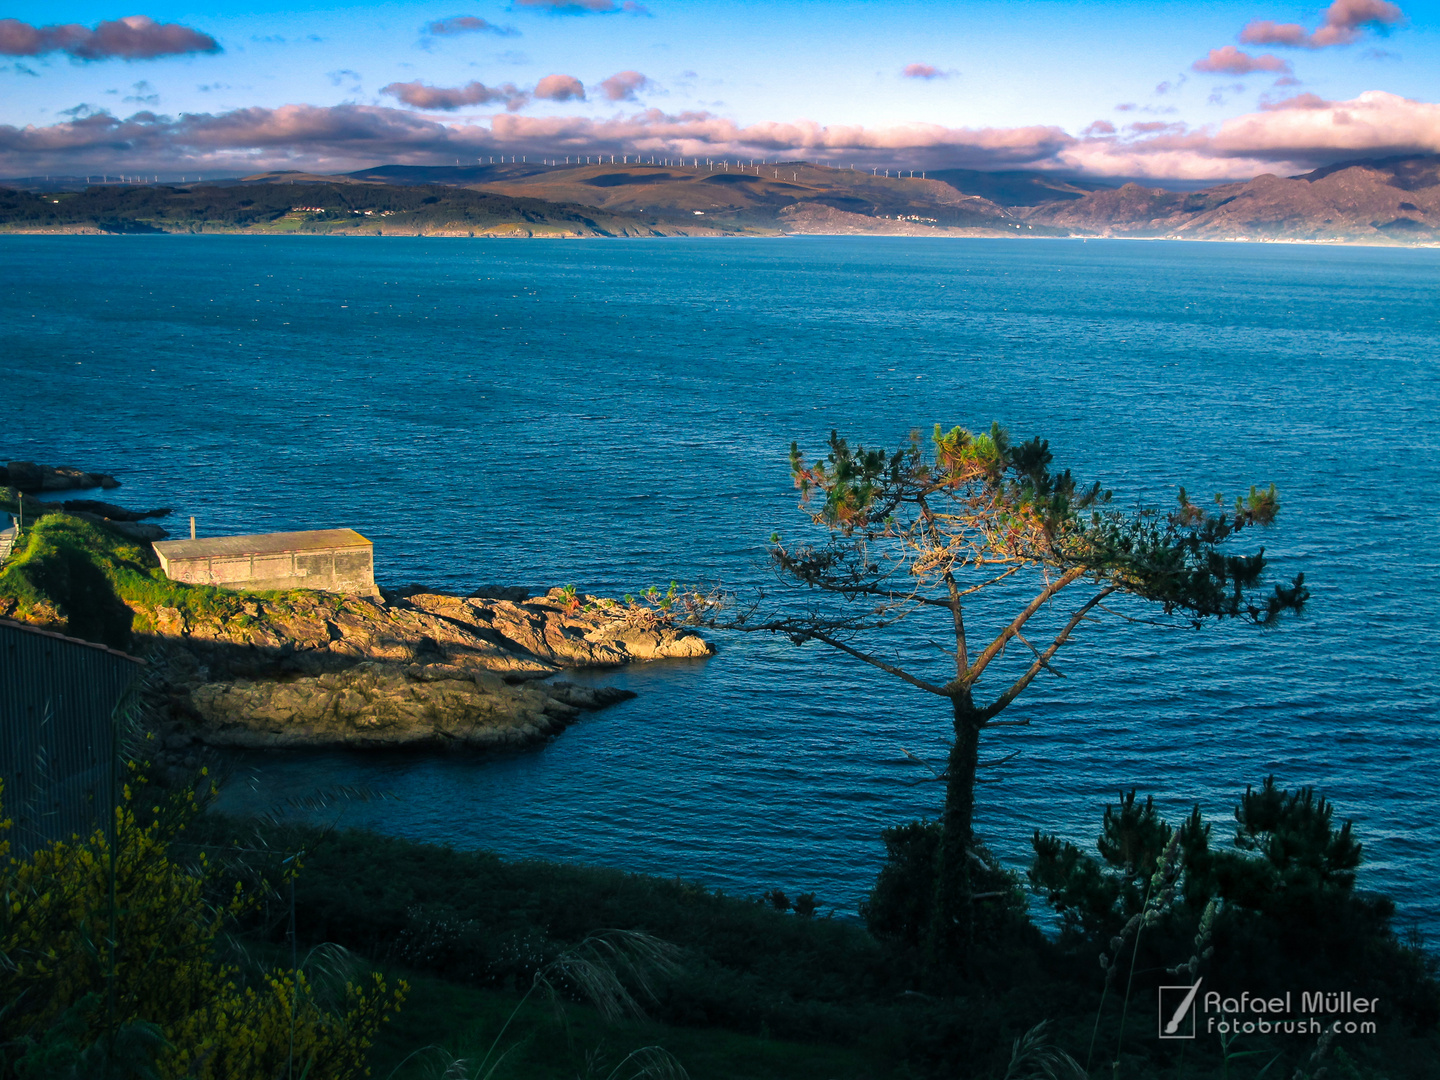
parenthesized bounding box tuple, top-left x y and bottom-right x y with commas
(6, 235, 1438, 932)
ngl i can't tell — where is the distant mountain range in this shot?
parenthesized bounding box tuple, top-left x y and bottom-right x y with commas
(1019, 155, 1440, 243)
(3, 153, 1437, 243)
(343, 159, 1056, 236)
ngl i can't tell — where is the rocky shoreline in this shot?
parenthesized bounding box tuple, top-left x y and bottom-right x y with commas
(1, 460, 714, 761)
(0, 460, 120, 492)
(147, 585, 713, 753)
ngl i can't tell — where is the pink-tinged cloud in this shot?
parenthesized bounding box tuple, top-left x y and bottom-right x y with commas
(1211, 90, 1438, 158)
(534, 74, 585, 101)
(0, 103, 1073, 176)
(1192, 46, 1291, 75)
(1240, 0, 1404, 49)
(599, 70, 651, 102)
(0, 15, 220, 60)
(902, 63, 946, 80)
(423, 15, 520, 37)
(1082, 120, 1116, 136)
(1261, 92, 1333, 111)
(513, 0, 650, 14)
(1239, 20, 1314, 47)
(382, 80, 528, 111)
(1127, 121, 1185, 135)
(1059, 89, 1440, 179)
(5, 91, 1439, 183)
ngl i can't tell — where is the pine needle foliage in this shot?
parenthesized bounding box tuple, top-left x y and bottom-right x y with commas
(715, 422, 1307, 974)
(1029, 779, 1440, 1034)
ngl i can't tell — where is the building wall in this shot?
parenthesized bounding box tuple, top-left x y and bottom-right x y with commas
(161, 544, 376, 596)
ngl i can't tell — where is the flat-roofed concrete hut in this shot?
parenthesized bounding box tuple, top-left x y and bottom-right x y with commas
(152, 529, 378, 597)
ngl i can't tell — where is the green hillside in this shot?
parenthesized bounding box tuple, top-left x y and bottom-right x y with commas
(0, 181, 679, 237)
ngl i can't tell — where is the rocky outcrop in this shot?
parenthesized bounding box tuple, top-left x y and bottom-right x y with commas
(0, 471, 711, 756)
(0, 491, 166, 537)
(405, 590, 714, 668)
(62, 499, 170, 522)
(67, 511, 169, 541)
(143, 587, 711, 678)
(140, 585, 713, 752)
(2, 461, 119, 492)
(180, 663, 635, 750)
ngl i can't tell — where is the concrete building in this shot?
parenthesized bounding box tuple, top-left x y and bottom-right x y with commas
(152, 529, 379, 597)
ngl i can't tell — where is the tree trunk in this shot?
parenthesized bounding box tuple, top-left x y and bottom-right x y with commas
(927, 696, 983, 975)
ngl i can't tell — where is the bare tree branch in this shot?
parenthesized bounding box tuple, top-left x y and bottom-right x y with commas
(1014, 630, 1065, 678)
(979, 585, 1119, 722)
(976, 750, 1022, 769)
(801, 577, 963, 608)
(962, 565, 1088, 687)
(806, 629, 953, 697)
(951, 564, 1024, 597)
(945, 570, 968, 679)
(900, 746, 946, 779)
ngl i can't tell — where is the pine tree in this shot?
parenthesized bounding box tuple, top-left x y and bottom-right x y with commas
(716, 423, 1307, 973)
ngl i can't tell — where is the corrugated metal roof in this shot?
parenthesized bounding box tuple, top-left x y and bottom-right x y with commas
(154, 527, 371, 561)
(1, 619, 142, 853)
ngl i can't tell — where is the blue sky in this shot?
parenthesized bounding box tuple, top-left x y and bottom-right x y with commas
(3, 0, 1439, 179)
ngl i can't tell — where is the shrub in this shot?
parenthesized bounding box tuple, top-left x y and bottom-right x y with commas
(187, 817, 897, 1049)
(1030, 779, 1440, 1031)
(861, 820, 942, 951)
(0, 777, 405, 1079)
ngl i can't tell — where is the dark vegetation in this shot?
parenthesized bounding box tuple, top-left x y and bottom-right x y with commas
(0, 182, 655, 235)
(1028, 783, 1440, 1030)
(0, 776, 405, 1080)
(10, 735, 1433, 1076)
(176, 777, 1438, 1079)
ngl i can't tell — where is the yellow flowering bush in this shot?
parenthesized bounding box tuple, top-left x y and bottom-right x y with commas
(0, 777, 405, 1079)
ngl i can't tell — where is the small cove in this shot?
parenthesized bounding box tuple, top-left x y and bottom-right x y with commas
(6, 234, 1438, 933)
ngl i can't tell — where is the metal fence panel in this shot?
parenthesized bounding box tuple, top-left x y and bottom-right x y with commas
(0, 620, 143, 854)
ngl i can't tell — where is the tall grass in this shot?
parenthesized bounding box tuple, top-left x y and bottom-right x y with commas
(384, 931, 689, 1080)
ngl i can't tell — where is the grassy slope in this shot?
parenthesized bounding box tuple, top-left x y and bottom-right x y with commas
(0, 182, 667, 237)
(185, 815, 910, 1077)
(0, 511, 312, 647)
(199, 816, 1440, 1080)
(202, 819, 904, 1046)
(372, 974, 877, 1080)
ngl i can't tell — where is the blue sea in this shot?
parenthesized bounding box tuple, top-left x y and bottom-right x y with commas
(5, 235, 1438, 934)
